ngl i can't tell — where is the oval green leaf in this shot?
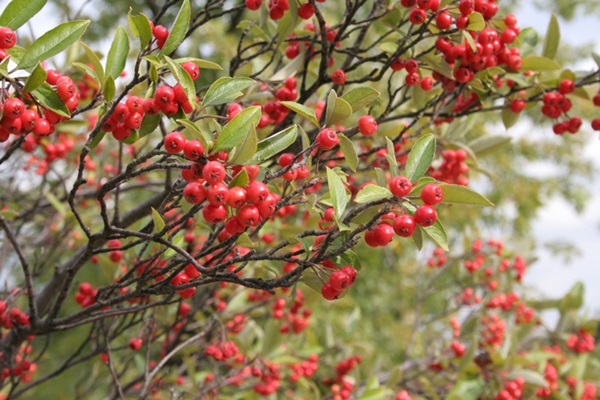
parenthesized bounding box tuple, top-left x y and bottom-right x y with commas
(326, 167, 348, 220)
(164, 55, 196, 108)
(438, 183, 494, 206)
(202, 76, 254, 107)
(213, 106, 261, 153)
(354, 184, 391, 204)
(0, 0, 47, 31)
(106, 26, 129, 79)
(248, 125, 298, 164)
(405, 133, 436, 182)
(338, 133, 358, 172)
(341, 86, 380, 113)
(23, 63, 47, 94)
(520, 56, 561, 72)
(542, 13, 560, 60)
(18, 20, 90, 70)
(160, 0, 191, 55)
(81, 42, 105, 86)
(32, 83, 69, 117)
(128, 10, 152, 50)
(280, 101, 319, 127)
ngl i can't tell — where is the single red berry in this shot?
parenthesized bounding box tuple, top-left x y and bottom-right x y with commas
(202, 204, 227, 224)
(408, 8, 427, 25)
(315, 128, 339, 150)
(153, 25, 169, 41)
(181, 62, 200, 80)
(373, 223, 394, 246)
(405, 72, 420, 86)
(414, 205, 437, 227)
(164, 131, 186, 154)
(227, 186, 247, 208)
(202, 161, 227, 185)
(593, 93, 600, 106)
(591, 118, 600, 131)
(436, 11, 453, 29)
(390, 57, 405, 71)
(56, 80, 76, 101)
(420, 183, 443, 205)
(331, 69, 346, 85)
(246, 0, 262, 10)
(558, 79, 575, 95)
(0, 27, 16, 49)
(32, 118, 51, 136)
(3, 98, 25, 120)
(129, 338, 143, 351)
(154, 85, 175, 106)
(246, 181, 270, 204)
(510, 99, 525, 113)
(183, 140, 205, 160)
(393, 214, 416, 237)
(237, 204, 261, 227)
(321, 282, 342, 300)
(420, 76, 433, 91)
(298, 3, 315, 19)
(389, 176, 412, 197)
(357, 115, 377, 136)
(184, 182, 206, 204)
(206, 183, 230, 206)
(329, 270, 350, 291)
(184, 264, 201, 279)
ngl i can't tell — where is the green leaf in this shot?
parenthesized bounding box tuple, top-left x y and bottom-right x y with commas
(354, 184, 391, 204)
(90, 131, 106, 149)
(18, 20, 90, 70)
(405, 133, 436, 182)
(0, 0, 47, 31)
(230, 125, 258, 165)
(44, 192, 66, 216)
(127, 10, 152, 50)
(202, 76, 254, 107)
(438, 183, 493, 206)
(542, 14, 560, 60)
(412, 225, 423, 250)
(327, 167, 348, 220)
(280, 101, 319, 127)
(338, 133, 358, 172)
(174, 57, 223, 70)
(559, 281, 584, 312)
(469, 135, 511, 156)
(23, 63, 47, 94)
(81, 42, 105, 86)
(422, 219, 449, 251)
(276, 0, 298, 42)
(160, 0, 191, 55)
(213, 106, 261, 153)
(32, 83, 69, 117)
(106, 27, 129, 80)
(176, 118, 212, 150)
(122, 129, 139, 144)
(506, 370, 547, 387)
(103, 75, 116, 102)
(446, 379, 485, 400)
(421, 53, 453, 79)
(325, 90, 353, 126)
(520, 56, 561, 72)
(385, 137, 399, 177)
(501, 107, 520, 129)
(164, 55, 197, 107)
(467, 12, 485, 31)
(248, 125, 298, 164)
(229, 168, 249, 188)
(139, 113, 160, 138)
(341, 87, 380, 112)
(151, 208, 165, 232)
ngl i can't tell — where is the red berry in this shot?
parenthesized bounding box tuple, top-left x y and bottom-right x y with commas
(246, 0, 262, 9)
(129, 338, 143, 351)
(206, 183, 230, 206)
(420, 183, 443, 205)
(181, 62, 200, 80)
(202, 161, 227, 185)
(558, 79, 575, 95)
(202, 204, 227, 224)
(340, 265, 357, 285)
(237, 204, 260, 227)
(420, 76, 433, 91)
(183, 182, 206, 204)
(183, 140, 205, 160)
(331, 69, 346, 85)
(298, 3, 315, 19)
(414, 205, 437, 227)
(321, 282, 342, 300)
(315, 128, 339, 150)
(155, 85, 175, 106)
(436, 11, 453, 29)
(591, 118, 600, 131)
(393, 214, 416, 237)
(153, 25, 169, 41)
(357, 115, 377, 136)
(164, 131, 186, 154)
(510, 98, 525, 113)
(329, 270, 350, 291)
(0, 27, 16, 49)
(3, 98, 25, 120)
(408, 8, 427, 24)
(373, 223, 394, 246)
(389, 176, 412, 197)
(227, 186, 247, 208)
(246, 181, 270, 204)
